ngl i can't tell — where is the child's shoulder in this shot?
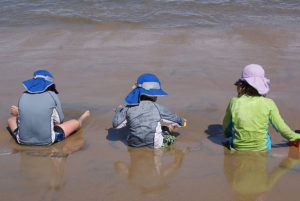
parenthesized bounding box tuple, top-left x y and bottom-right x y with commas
(151, 101, 166, 109)
(229, 97, 239, 105)
(260, 97, 277, 109)
(46, 90, 57, 95)
(256, 96, 275, 105)
(140, 101, 168, 111)
(230, 97, 239, 102)
(247, 96, 277, 110)
(126, 100, 158, 109)
(230, 96, 275, 107)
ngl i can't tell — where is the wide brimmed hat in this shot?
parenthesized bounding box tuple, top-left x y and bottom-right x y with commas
(236, 64, 270, 95)
(22, 70, 57, 94)
(125, 73, 168, 105)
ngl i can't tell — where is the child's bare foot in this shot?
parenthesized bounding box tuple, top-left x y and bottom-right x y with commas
(78, 110, 90, 127)
(11, 105, 18, 116)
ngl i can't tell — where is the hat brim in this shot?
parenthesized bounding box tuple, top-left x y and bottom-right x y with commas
(139, 88, 168, 96)
(22, 78, 54, 93)
(240, 77, 270, 95)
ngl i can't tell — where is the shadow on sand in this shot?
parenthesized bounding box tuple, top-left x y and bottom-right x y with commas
(106, 127, 129, 146)
(204, 124, 226, 146)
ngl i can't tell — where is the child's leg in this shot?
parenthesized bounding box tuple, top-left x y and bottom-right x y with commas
(56, 110, 90, 137)
(7, 116, 17, 132)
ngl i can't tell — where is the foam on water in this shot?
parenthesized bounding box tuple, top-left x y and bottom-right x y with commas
(1, 0, 300, 28)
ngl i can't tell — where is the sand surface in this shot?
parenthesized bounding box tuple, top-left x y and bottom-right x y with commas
(1, 25, 300, 201)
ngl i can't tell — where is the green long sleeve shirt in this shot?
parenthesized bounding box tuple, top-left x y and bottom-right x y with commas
(223, 95, 300, 152)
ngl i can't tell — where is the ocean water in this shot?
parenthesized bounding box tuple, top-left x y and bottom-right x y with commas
(0, 0, 300, 28)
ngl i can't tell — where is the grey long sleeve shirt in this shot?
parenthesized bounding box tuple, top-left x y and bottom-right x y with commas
(112, 100, 185, 148)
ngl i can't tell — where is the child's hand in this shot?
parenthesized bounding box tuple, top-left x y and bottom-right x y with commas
(288, 139, 300, 148)
(11, 105, 19, 116)
(167, 124, 176, 132)
(112, 105, 124, 112)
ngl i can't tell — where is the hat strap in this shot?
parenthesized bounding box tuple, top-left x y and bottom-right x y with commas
(34, 75, 54, 82)
(137, 82, 160, 90)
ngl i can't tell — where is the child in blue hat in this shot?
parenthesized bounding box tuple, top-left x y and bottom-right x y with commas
(7, 70, 90, 146)
(112, 73, 186, 148)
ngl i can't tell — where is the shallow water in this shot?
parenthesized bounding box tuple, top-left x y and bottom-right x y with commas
(1, 1, 300, 200)
(1, 0, 300, 28)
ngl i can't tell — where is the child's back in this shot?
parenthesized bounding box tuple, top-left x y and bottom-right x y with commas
(18, 91, 63, 145)
(224, 95, 300, 151)
(7, 70, 90, 146)
(112, 73, 185, 148)
(223, 64, 300, 152)
(113, 100, 184, 148)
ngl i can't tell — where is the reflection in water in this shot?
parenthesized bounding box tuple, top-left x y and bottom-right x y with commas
(223, 148, 300, 201)
(114, 147, 185, 194)
(9, 131, 85, 190)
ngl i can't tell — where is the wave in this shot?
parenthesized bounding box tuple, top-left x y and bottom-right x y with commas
(0, 0, 300, 28)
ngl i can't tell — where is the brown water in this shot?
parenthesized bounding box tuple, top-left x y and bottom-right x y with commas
(1, 23, 300, 201)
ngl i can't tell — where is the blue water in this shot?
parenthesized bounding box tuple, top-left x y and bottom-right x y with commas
(0, 0, 300, 28)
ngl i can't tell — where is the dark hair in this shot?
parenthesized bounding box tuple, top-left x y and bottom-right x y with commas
(140, 95, 157, 102)
(46, 84, 59, 94)
(235, 80, 260, 97)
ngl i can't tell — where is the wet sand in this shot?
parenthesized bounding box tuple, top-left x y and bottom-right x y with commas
(1, 24, 300, 201)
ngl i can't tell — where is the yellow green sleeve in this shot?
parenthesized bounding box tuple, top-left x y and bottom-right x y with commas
(269, 100, 300, 141)
(223, 98, 236, 138)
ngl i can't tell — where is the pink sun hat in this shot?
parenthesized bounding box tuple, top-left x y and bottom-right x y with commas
(237, 64, 270, 95)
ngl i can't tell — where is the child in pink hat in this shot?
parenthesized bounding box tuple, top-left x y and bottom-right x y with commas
(223, 64, 300, 152)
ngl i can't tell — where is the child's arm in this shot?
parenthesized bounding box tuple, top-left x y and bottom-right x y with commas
(269, 100, 300, 141)
(112, 106, 128, 129)
(49, 91, 64, 123)
(154, 103, 185, 127)
(223, 98, 235, 138)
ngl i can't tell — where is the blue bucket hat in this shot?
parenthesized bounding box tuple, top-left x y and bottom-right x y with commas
(125, 73, 168, 105)
(22, 70, 57, 94)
